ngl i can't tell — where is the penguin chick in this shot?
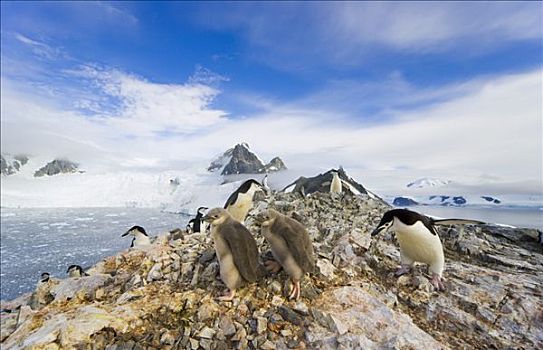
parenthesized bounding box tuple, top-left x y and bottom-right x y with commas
(257, 209, 315, 300)
(330, 170, 342, 194)
(202, 208, 262, 301)
(372, 209, 484, 291)
(122, 225, 151, 248)
(224, 179, 265, 222)
(66, 265, 88, 278)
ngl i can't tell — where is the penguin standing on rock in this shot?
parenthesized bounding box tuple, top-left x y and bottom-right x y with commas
(224, 179, 265, 222)
(122, 225, 151, 248)
(202, 208, 263, 301)
(257, 209, 315, 300)
(371, 209, 484, 291)
(188, 207, 208, 233)
(330, 170, 342, 194)
(67, 265, 88, 277)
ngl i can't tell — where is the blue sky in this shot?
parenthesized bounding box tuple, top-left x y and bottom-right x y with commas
(1, 2, 542, 183)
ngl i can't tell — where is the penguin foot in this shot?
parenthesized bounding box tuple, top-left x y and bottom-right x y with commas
(288, 280, 301, 300)
(431, 274, 445, 291)
(217, 289, 236, 301)
(265, 260, 282, 274)
(395, 265, 411, 276)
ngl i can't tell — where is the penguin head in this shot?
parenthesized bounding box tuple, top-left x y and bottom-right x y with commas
(371, 211, 395, 236)
(197, 207, 208, 215)
(67, 265, 83, 277)
(122, 225, 147, 237)
(40, 272, 50, 283)
(256, 209, 280, 227)
(202, 208, 230, 225)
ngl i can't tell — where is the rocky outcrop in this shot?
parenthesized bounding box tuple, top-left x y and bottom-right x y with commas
(208, 143, 287, 175)
(263, 157, 287, 172)
(282, 167, 370, 197)
(392, 196, 419, 206)
(1, 154, 28, 176)
(34, 159, 80, 177)
(1, 192, 542, 349)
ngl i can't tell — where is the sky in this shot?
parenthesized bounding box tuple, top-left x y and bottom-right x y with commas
(1, 1, 542, 187)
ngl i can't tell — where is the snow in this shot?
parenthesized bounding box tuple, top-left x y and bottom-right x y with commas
(407, 178, 452, 188)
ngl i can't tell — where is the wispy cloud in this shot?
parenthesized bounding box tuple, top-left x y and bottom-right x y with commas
(194, 2, 542, 68)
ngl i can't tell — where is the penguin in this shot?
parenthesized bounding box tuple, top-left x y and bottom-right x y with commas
(66, 265, 88, 278)
(122, 225, 151, 248)
(186, 222, 194, 234)
(257, 209, 315, 300)
(189, 206, 208, 233)
(40, 272, 50, 283)
(262, 174, 271, 194)
(371, 209, 484, 291)
(330, 170, 342, 194)
(202, 208, 262, 301)
(224, 179, 265, 222)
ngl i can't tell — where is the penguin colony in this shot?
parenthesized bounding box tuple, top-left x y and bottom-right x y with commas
(36, 169, 489, 304)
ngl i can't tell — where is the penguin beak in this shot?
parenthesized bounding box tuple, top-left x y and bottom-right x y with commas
(371, 226, 385, 237)
(121, 230, 130, 237)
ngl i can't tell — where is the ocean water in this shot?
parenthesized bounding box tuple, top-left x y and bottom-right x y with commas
(0, 208, 189, 301)
(411, 205, 543, 230)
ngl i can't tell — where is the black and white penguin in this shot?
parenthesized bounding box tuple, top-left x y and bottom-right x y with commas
(188, 206, 208, 233)
(224, 179, 265, 222)
(330, 170, 342, 194)
(66, 265, 88, 278)
(372, 208, 484, 291)
(122, 225, 151, 248)
(40, 272, 50, 283)
(262, 174, 271, 194)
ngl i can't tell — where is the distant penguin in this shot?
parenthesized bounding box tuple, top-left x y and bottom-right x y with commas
(186, 222, 194, 234)
(262, 174, 271, 194)
(224, 179, 265, 222)
(66, 265, 88, 278)
(122, 225, 151, 248)
(330, 170, 342, 194)
(40, 272, 50, 284)
(189, 207, 208, 233)
(202, 208, 263, 301)
(257, 209, 315, 300)
(372, 209, 484, 291)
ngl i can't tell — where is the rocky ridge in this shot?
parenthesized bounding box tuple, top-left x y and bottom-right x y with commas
(1, 154, 29, 176)
(208, 143, 287, 175)
(1, 191, 542, 349)
(34, 159, 80, 177)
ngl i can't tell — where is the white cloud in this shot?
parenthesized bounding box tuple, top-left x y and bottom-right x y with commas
(1, 63, 541, 190)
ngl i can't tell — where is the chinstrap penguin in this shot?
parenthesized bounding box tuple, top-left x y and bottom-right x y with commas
(257, 209, 315, 300)
(202, 208, 263, 301)
(122, 225, 152, 248)
(372, 208, 484, 291)
(224, 179, 265, 222)
(262, 174, 271, 194)
(67, 264, 88, 277)
(189, 206, 208, 233)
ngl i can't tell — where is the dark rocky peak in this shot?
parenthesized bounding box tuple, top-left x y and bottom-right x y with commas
(282, 167, 368, 196)
(1, 154, 29, 176)
(392, 197, 419, 207)
(264, 157, 287, 172)
(34, 159, 80, 177)
(208, 143, 287, 175)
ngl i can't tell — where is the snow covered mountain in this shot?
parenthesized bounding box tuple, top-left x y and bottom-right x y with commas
(406, 178, 451, 188)
(208, 143, 287, 175)
(1, 154, 29, 176)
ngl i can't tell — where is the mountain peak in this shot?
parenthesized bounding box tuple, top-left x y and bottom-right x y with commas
(207, 143, 287, 175)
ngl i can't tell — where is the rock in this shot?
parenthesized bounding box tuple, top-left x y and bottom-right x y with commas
(278, 306, 303, 326)
(34, 158, 80, 177)
(281, 167, 369, 196)
(219, 316, 237, 336)
(198, 249, 216, 264)
(197, 326, 216, 339)
(392, 197, 419, 206)
(264, 157, 287, 172)
(1, 154, 28, 176)
(256, 316, 267, 334)
(306, 286, 447, 349)
(51, 274, 113, 301)
(316, 259, 336, 280)
(197, 302, 219, 322)
(146, 263, 163, 281)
